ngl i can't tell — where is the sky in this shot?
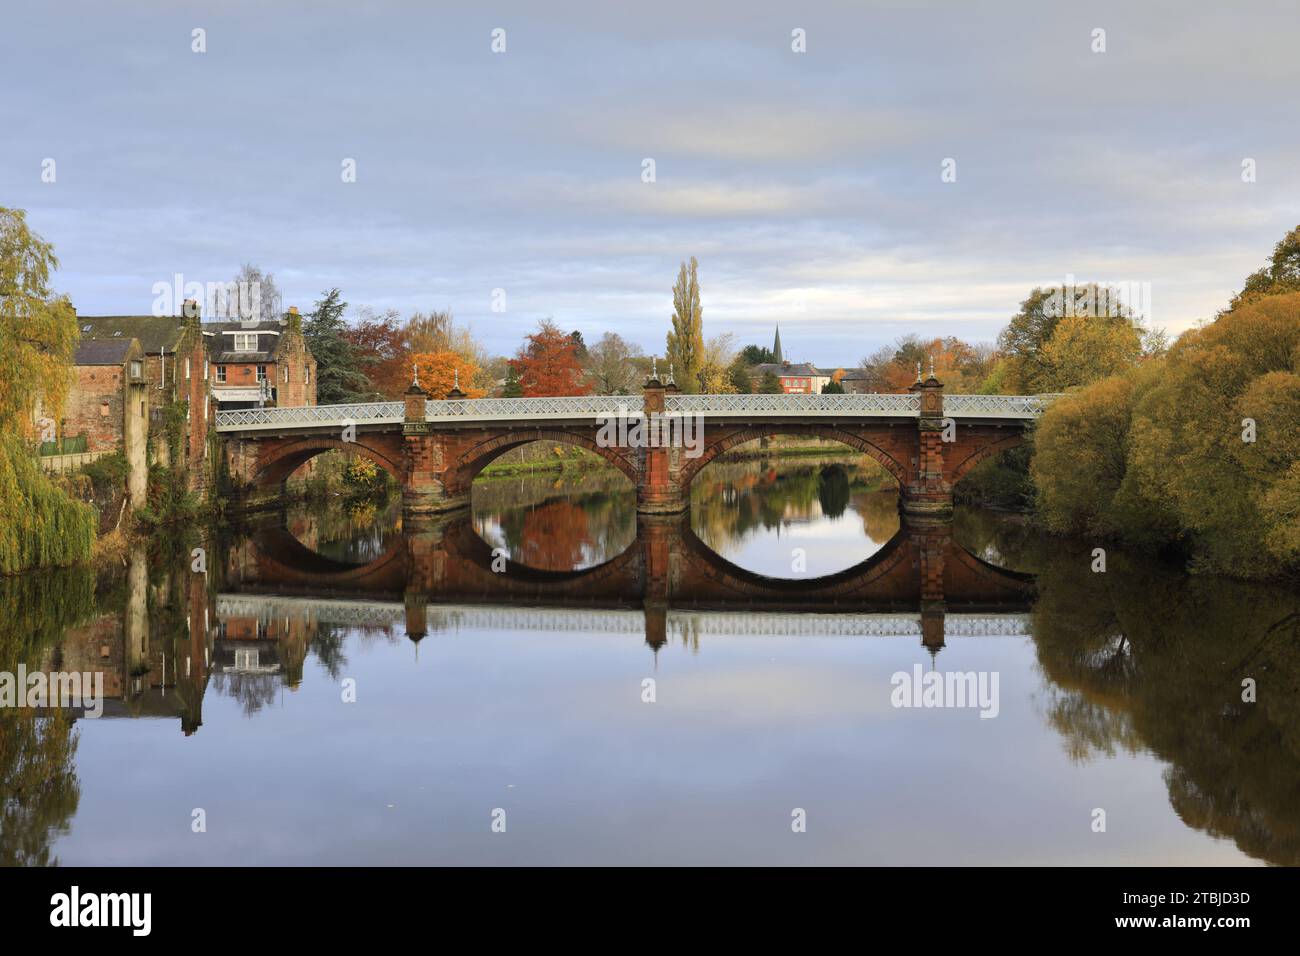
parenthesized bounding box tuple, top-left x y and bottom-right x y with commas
(3, 0, 1298, 364)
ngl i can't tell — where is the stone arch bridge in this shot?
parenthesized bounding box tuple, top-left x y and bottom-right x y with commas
(216, 377, 1057, 521)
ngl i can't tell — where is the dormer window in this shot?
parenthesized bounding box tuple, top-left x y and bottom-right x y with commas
(232, 332, 258, 352)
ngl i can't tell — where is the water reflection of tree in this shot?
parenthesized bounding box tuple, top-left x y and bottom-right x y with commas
(475, 473, 637, 570)
(0, 569, 95, 866)
(1025, 540, 1300, 864)
(692, 459, 892, 553)
(210, 671, 278, 716)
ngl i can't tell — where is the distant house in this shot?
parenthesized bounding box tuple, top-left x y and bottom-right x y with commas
(749, 361, 831, 394)
(203, 306, 317, 410)
(838, 369, 873, 393)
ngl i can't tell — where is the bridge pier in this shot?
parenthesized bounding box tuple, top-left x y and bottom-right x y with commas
(403, 379, 469, 521)
(900, 370, 953, 524)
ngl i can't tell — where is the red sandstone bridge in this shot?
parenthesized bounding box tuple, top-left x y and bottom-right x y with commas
(220, 513, 1035, 650)
(215, 375, 1058, 519)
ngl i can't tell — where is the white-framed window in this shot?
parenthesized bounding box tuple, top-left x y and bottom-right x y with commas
(185, 357, 191, 379)
(216, 365, 227, 383)
(232, 332, 258, 352)
(256, 364, 267, 382)
(234, 648, 260, 670)
(282, 365, 289, 383)
(304, 366, 310, 385)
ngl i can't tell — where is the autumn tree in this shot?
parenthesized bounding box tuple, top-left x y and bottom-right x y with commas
(665, 256, 704, 393)
(1227, 224, 1300, 312)
(0, 208, 95, 572)
(698, 332, 738, 394)
(510, 319, 591, 396)
(758, 371, 784, 394)
(345, 307, 409, 398)
(411, 349, 486, 400)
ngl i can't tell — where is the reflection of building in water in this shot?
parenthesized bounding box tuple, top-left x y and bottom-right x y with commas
(210, 608, 313, 714)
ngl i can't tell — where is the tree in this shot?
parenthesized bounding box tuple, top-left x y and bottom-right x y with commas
(758, 371, 784, 394)
(584, 331, 644, 395)
(727, 355, 753, 393)
(304, 289, 370, 404)
(0, 209, 79, 427)
(0, 208, 95, 572)
(405, 310, 455, 353)
(822, 379, 845, 394)
(740, 344, 775, 365)
(1038, 314, 1144, 391)
(411, 350, 486, 400)
(510, 319, 591, 396)
(1227, 225, 1300, 312)
(665, 256, 704, 393)
(345, 307, 408, 398)
(698, 332, 738, 394)
(226, 263, 283, 322)
(1031, 290, 1300, 578)
(501, 363, 524, 397)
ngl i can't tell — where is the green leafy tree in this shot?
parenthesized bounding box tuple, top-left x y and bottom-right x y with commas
(727, 356, 753, 393)
(665, 256, 704, 393)
(758, 371, 784, 394)
(821, 379, 845, 394)
(740, 344, 775, 365)
(304, 288, 370, 404)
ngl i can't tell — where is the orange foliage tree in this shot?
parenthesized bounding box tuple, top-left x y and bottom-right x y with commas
(509, 319, 590, 396)
(410, 350, 485, 400)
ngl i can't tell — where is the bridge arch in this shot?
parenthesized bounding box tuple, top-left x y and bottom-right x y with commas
(250, 436, 405, 489)
(947, 432, 1026, 485)
(679, 424, 906, 491)
(447, 429, 638, 494)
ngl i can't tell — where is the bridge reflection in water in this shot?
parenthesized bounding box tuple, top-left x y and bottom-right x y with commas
(221, 513, 1034, 654)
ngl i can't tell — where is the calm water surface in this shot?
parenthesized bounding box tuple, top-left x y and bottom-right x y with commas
(3, 454, 1298, 865)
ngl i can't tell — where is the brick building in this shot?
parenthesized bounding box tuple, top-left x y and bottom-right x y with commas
(205, 306, 317, 410)
(64, 338, 147, 452)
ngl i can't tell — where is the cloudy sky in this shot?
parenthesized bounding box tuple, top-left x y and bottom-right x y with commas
(3, 0, 1298, 363)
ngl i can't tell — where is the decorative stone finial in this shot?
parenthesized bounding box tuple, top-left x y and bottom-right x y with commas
(929, 353, 936, 379)
(412, 361, 420, 388)
(915, 361, 923, 383)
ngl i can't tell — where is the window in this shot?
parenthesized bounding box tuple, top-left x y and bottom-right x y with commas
(185, 357, 191, 379)
(129, 359, 143, 379)
(216, 365, 227, 383)
(304, 366, 310, 385)
(232, 332, 258, 352)
(256, 364, 266, 382)
(282, 366, 289, 383)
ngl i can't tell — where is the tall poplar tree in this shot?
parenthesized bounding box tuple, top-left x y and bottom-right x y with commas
(665, 256, 704, 393)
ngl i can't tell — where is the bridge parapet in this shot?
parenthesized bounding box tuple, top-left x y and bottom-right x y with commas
(216, 393, 1060, 432)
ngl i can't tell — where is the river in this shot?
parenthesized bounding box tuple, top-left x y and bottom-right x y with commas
(2, 454, 1298, 865)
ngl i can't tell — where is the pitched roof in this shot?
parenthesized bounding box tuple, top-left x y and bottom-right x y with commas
(752, 362, 821, 377)
(75, 338, 136, 366)
(76, 316, 187, 353)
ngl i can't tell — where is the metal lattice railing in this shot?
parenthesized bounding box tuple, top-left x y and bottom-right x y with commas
(216, 393, 1061, 432)
(215, 401, 404, 430)
(215, 594, 1030, 637)
(666, 392, 921, 415)
(944, 394, 1061, 418)
(427, 396, 645, 420)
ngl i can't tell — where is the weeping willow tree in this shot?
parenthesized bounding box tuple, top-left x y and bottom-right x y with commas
(0, 208, 95, 574)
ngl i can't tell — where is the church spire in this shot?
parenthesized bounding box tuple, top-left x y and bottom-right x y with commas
(773, 325, 783, 364)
